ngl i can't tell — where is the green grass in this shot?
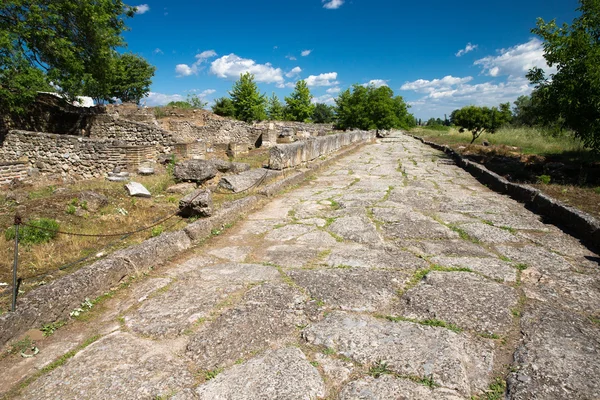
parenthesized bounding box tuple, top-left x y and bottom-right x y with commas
(5, 218, 60, 244)
(385, 315, 462, 333)
(368, 361, 393, 378)
(412, 126, 589, 157)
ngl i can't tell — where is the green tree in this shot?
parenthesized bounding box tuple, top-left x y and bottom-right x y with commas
(229, 72, 267, 122)
(312, 103, 335, 123)
(212, 97, 235, 117)
(527, 0, 600, 151)
(285, 80, 314, 122)
(450, 103, 512, 144)
(267, 93, 285, 120)
(109, 53, 155, 104)
(335, 84, 413, 131)
(0, 0, 151, 110)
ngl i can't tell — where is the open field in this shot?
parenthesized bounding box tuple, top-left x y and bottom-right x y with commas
(411, 126, 600, 219)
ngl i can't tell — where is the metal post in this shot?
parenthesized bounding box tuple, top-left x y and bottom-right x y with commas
(12, 215, 21, 312)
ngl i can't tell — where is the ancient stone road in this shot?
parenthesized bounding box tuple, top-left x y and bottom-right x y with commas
(11, 132, 600, 399)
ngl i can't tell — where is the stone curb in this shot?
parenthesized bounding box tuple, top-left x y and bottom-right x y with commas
(0, 136, 375, 347)
(408, 134, 600, 250)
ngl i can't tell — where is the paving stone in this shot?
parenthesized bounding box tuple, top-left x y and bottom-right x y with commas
(126, 263, 279, 338)
(314, 353, 354, 385)
(237, 219, 287, 235)
(383, 214, 458, 240)
(325, 243, 428, 271)
(288, 268, 408, 312)
(20, 332, 194, 400)
(195, 347, 325, 400)
(431, 256, 517, 283)
(459, 223, 523, 244)
(328, 215, 382, 244)
(298, 217, 328, 227)
(247, 198, 293, 220)
(468, 212, 549, 231)
(435, 212, 479, 225)
(396, 271, 519, 335)
(407, 240, 494, 258)
(495, 245, 573, 274)
(340, 375, 465, 400)
(263, 245, 320, 268)
(207, 246, 253, 263)
(264, 223, 315, 242)
(187, 283, 308, 369)
(296, 230, 339, 248)
(303, 312, 494, 397)
(506, 303, 600, 400)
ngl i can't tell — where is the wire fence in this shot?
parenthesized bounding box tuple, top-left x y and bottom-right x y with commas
(4, 168, 273, 311)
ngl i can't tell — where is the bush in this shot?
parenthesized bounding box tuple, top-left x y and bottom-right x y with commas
(5, 218, 60, 244)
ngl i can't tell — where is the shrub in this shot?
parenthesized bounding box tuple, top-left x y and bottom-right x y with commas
(537, 175, 552, 185)
(5, 218, 60, 244)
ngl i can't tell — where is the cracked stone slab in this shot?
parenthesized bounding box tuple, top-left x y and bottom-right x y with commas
(496, 245, 573, 274)
(247, 198, 292, 220)
(195, 347, 325, 400)
(237, 219, 287, 235)
(325, 243, 429, 271)
(19, 332, 194, 400)
(382, 214, 458, 240)
(298, 217, 328, 227)
(340, 375, 465, 400)
(126, 263, 279, 338)
(459, 223, 523, 244)
(407, 240, 494, 258)
(328, 215, 383, 244)
(303, 312, 494, 397)
(507, 303, 600, 400)
(207, 246, 253, 263)
(314, 353, 354, 386)
(296, 230, 339, 249)
(288, 268, 408, 312)
(263, 245, 320, 268)
(264, 224, 315, 242)
(468, 212, 549, 231)
(431, 256, 517, 283)
(187, 283, 308, 369)
(396, 271, 519, 335)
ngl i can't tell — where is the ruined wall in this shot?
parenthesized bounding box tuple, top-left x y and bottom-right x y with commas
(0, 161, 28, 184)
(269, 130, 375, 170)
(0, 130, 156, 180)
(88, 114, 179, 149)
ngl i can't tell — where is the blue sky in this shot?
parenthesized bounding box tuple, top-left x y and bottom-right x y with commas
(123, 0, 580, 120)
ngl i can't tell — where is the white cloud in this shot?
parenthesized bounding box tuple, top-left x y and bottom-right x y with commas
(326, 87, 341, 94)
(286, 55, 297, 61)
(210, 54, 284, 84)
(455, 43, 478, 57)
(143, 92, 184, 106)
(285, 66, 302, 78)
(305, 72, 339, 87)
(301, 50, 312, 57)
(363, 79, 388, 88)
(402, 74, 533, 118)
(153, 48, 163, 55)
(312, 94, 337, 105)
(188, 89, 216, 97)
(134, 4, 150, 14)
(196, 50, 217, 62)
(400, 76, 473, 92)
(322, 0, 344, 9)
(175, 50, 218, 77)
(474, 38, 555, 78)
(175, 64, 195, 77)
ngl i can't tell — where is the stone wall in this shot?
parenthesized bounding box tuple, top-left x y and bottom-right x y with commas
(269, 130, 375, 170)
(88, 115, 180, 150)
(0, 161, 28, 185)
(0, 130, 156, 180)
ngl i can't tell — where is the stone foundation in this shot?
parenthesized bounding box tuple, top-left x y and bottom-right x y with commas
(268, 130, 376, 170)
